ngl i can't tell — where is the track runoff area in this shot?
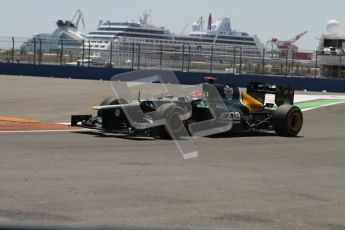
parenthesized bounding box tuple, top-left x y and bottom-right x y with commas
(1, 75, 345, 229)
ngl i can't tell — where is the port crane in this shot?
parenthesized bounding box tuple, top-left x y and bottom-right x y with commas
(268, 31, 308, 50)
(72, 9, 85, 30)
(180, 23, 190, 35)
(266, 31, 309, 58)
(195, 17, 205, 31)
(56, 9, 85, 31)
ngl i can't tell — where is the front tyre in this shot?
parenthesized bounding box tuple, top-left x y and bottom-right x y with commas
(158, 104, 188, 139)
(100, 97, 128, 106)
(273, 104, 303, 137)
(98, 97, 128, 117)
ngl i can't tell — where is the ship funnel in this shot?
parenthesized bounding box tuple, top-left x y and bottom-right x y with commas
(208, 13, 212, 30)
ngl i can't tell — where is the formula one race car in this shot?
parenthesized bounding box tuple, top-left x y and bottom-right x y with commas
(71, 77, 303, 138)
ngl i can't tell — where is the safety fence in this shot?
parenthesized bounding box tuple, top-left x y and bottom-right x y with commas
(0, 36, 345, 79)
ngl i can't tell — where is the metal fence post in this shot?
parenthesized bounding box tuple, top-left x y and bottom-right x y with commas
(60, 40, 64, 66)
(33, 38, 36, 65)
(239, 47, 242, 74)
(131, 43, 135, 70)
(314, 51, 318, 78)
(88, 41, 91, 68)
(210, 45, 214, 73)
(233, 47, 236, 75)
(137, 43, 141, 70)
(159, 44, 163, 70)
(262, 48, 265, 74)
(38, 38, 42, 65)
(285, 51, 288, 77)
(11, 37, 15, 63)
(82, 40, 85, 67)
(181, 44, 185, 72)
(339, 51, 342, 78)
(109, 41, 113, 68)
(291, 49, 294, 76)
(187, 45, 191, 72)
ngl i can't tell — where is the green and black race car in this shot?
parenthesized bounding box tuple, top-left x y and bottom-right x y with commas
(71, 77, 303, 139)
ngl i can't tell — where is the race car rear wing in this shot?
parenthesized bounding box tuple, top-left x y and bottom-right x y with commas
(246, 82, 294, 106)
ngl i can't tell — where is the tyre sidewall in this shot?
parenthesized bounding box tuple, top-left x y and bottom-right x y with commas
(273, 104, 303, 137)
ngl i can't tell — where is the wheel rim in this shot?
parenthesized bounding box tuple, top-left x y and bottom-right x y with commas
(289, 110, 302, 133)
(168, 112, 184, 134)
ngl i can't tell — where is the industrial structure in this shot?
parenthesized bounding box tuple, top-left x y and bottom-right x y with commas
(266, 31, 311, 60)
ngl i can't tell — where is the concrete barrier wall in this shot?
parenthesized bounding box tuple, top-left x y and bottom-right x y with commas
(1, 63, 345, 92)
(0, 63, 130, 80)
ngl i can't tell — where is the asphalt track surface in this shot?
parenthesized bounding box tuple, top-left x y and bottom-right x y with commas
(0, 75, 345, 230)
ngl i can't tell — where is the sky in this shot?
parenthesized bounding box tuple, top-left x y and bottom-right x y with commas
(1, 0, 345, 50)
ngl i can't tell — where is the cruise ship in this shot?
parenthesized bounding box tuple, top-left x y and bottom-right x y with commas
(175, 14, 263, 53)
(22, 10, 87, 52)
(86, 11, 172, 50)
(86, 12, 264, 57)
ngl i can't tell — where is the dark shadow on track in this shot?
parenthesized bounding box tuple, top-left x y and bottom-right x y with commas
(208, 130, 304, 139)
(73, 129, 304, 140)
(73, 130, 156, 141)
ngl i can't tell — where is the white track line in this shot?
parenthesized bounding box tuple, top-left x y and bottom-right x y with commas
(57, 122, 71, 125)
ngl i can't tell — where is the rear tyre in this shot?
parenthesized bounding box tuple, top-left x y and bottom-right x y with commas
(273, 104, 303, 137)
